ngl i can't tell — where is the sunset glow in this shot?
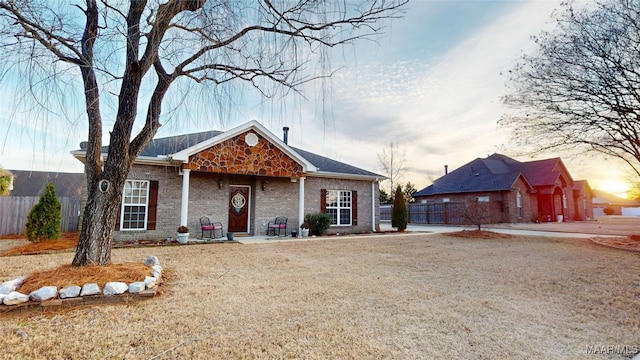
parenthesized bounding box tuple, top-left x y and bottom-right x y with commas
(595, 180, 629, 199)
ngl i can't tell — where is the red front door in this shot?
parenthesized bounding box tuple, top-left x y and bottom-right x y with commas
(228, 186, 250, 233)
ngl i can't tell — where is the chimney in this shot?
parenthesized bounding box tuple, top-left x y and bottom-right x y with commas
(283, 126, 289, 144)
(444, 165, 448, 175)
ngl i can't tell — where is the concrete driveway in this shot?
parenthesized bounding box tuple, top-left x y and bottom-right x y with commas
(380, 217, 636, 238)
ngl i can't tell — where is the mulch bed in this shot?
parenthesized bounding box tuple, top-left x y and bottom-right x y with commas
(443, 230, 516, 239)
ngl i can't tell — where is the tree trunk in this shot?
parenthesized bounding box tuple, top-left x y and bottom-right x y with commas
(72, 176, 124, 266)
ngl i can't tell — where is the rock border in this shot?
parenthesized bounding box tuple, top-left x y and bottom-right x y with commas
(0, 255, 162, 314)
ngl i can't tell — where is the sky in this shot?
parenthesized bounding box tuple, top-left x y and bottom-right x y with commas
(0, 0, 633, 198)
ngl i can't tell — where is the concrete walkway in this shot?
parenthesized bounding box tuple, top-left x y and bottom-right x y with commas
(380, 223, 620, 239)
(231, 222, 619, 245)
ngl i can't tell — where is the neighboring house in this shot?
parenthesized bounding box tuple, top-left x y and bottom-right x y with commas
(0, 170, 84, 235)
(412, 153, 594, 224)
(71, 120, 384, 241)
(7, 170, 84, 197)
(592, 189, 640, 216)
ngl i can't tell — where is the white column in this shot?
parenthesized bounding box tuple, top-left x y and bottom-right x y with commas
(180, 168, 191, 227)
(298, 177, 305, 227)
(372, 180, 376, 232)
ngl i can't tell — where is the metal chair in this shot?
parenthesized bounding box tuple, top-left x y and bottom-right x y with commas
(266, 216, 288, 236)
(200, 216, 223, 239)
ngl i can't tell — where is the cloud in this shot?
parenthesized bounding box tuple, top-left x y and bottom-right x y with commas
(293, 0, 565, 189)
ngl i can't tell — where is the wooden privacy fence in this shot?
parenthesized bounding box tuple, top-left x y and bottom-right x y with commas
(0, 196, 81, 236)
(380, 202, 466, 225)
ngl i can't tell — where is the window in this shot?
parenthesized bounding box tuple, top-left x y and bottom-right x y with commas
(516, 191, 523, 218)
(121, 180, 149, 230)
(477, 196, 490, 202)
(325, 190, 352, 226)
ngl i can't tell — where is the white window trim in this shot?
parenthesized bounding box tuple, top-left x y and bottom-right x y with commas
(516, 191, 523, 218)
(326, 190, 352, 227)
(120, 180, 150, 231)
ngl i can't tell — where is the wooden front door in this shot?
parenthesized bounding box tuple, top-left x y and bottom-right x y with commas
(228, 186, 250, 233)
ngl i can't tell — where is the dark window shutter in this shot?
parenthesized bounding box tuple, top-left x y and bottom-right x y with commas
(321, 189, 327, 213)
(147, 180, 159, 230)
(352, 191, 357, 226)
(115, 199, 122, 231)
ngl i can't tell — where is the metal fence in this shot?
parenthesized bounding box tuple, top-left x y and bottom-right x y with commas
(0, 196, 81, 236)
(380, 202, 465, 225)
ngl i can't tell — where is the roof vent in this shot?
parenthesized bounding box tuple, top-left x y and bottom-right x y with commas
(80, 141, 88, 150)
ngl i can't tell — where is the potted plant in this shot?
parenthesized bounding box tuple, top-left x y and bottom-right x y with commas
(300, 222, 310, 237)
(177, 225, 189, 244)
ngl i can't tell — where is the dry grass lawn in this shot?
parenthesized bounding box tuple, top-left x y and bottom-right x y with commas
(1, 234, 640, 359)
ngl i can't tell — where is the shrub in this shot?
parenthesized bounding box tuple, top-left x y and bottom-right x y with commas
(603, 207, 615, 215)
(391, 185, 408, 231)
(25, 183, 61, 242)
(304, 213, 331, 236)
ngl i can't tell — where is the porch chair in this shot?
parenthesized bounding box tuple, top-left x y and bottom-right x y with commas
(200, 216, 223, 239)
(266, 216, 288, 236)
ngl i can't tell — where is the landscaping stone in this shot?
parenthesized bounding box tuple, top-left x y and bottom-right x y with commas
(3, 291, 29, 305)
(144, 255, 160, 266)
(59, 285, 81, 299)
(128, 282, 145, 294)
(0, 283, 14, 295)
(144, 276, 157, 289)
(151, 264, 162, 279)
(103, 282, 128, 296)
(0, 276, 26, 295)
(29, 286, 58, 301)
(80, 283, 101, 296)
(1, 256, 161, 313)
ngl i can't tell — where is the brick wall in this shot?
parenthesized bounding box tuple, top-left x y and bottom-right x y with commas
(109, 165, 380, 241)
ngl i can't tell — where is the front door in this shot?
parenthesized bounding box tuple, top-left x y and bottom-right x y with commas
(228, 186, 250, 233)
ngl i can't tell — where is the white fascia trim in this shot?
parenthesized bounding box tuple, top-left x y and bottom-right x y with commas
(169, 120, 317, 172)
(307, 171, 385, 182)
(71, 152, 179, 167)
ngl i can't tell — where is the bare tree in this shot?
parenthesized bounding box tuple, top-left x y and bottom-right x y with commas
(628, 182, 640, 201)
(450, 199, 495, 231)
(0, 0, 407, 266)
(500, 0, 640, 177)
(403, 181, 417, 203)
(378, 141, 408, 195)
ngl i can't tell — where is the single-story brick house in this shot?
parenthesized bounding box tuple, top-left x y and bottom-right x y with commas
(412, 153, 594, 223)
(72, 120, 384, 240)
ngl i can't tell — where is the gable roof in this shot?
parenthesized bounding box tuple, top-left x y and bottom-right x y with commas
(72, 120, 382, 181)
(592, 189, 640, 206)
(413, 155, 532, 197)
(7, 170, 84, 198)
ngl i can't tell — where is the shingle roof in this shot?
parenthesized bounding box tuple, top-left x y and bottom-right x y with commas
(98, 130, 224, 157)
(291, 147, 381, 177)
(592, 189, 640, 206)
(7, 170, 84, 198)
(413, 156, 524, 196)
(98, 129, 381, 178)
(413, 153, 575, 197)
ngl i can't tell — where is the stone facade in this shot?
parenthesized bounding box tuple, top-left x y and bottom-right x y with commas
(187, 130, 304, 177)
